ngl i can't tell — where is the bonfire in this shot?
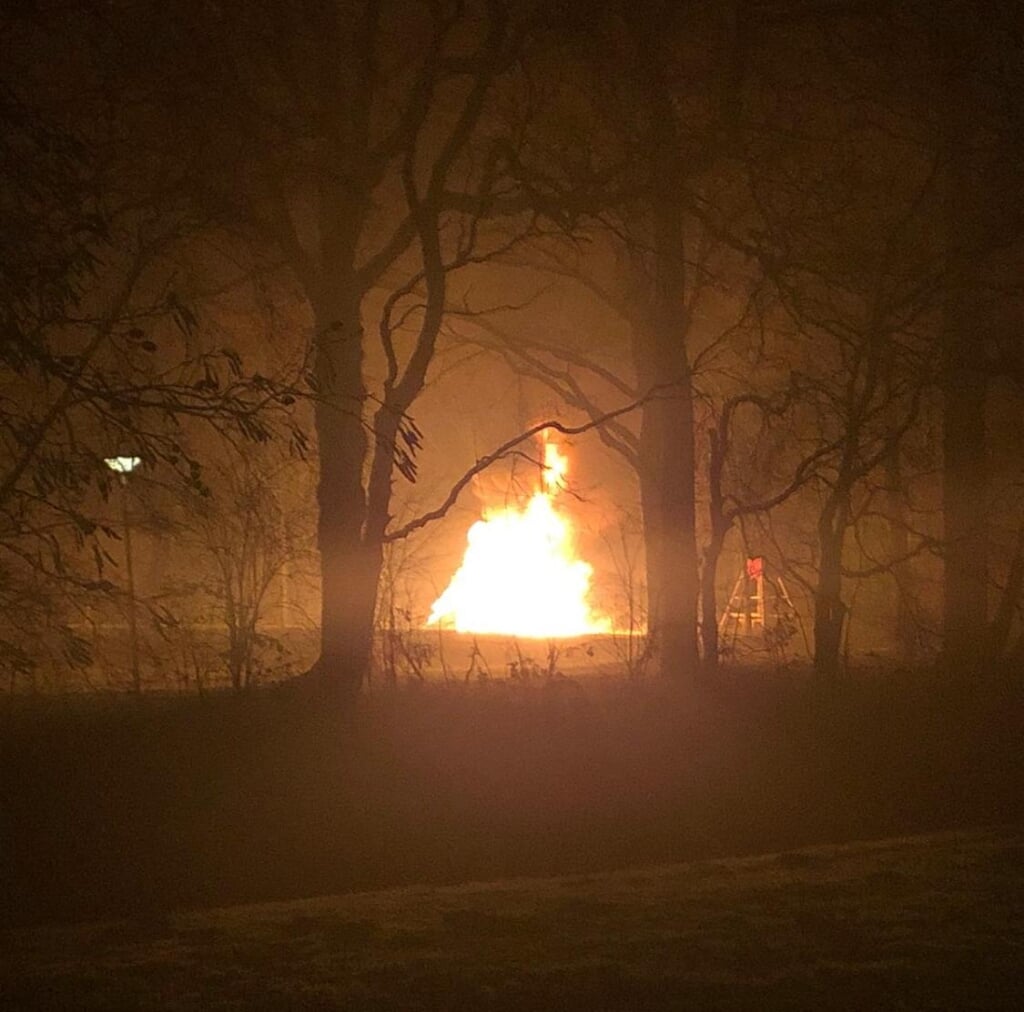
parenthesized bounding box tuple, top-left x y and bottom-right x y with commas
(427, 434, 611, 638)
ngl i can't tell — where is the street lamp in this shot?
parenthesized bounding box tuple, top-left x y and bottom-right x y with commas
(104, 455, 142, 693)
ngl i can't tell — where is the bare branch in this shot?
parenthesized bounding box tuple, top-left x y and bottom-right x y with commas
(384, 386, 673, 542)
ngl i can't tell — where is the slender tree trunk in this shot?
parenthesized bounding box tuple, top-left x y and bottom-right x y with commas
(989, 525, 1024, 662)
(700, 424, 731, 674)
(814, 515, 847, 678)
(637, 463, 665, 658)
(884, 452, 918, 665)
(700, 527, 727, 674)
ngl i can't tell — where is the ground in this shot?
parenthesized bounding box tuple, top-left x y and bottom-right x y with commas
(2, 826, 1022, 1010)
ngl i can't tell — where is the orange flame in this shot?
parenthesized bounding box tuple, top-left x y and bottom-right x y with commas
(427, 433, 611, 638)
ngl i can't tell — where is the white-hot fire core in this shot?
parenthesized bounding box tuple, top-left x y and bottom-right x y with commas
(427, 435, 611, 638)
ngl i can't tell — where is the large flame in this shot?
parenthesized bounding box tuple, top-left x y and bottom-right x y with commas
(427, 434, 611, 638)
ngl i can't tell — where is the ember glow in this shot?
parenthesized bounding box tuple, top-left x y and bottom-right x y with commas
(427, 434, 612, 638)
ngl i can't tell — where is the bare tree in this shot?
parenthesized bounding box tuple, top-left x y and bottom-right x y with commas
(0, 59, 303, 688)
(928, 4, 1024, 674)
(108, 1, 559, 705)
(160, 447, 316, 692)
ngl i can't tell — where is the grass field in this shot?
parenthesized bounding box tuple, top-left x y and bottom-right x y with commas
(2, 825, 1021, 1010)
(3, 673, 1022, 928)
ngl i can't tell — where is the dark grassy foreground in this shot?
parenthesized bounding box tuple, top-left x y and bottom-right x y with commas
(1, 670, 1021, 931)
(2, 826, 1022, 1010)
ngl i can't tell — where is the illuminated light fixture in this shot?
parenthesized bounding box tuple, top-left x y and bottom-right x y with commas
(103, 453, 142, 692)
(104, 456, 142, 474)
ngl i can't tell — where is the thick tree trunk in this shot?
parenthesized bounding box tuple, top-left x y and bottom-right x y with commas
(938, 4, 990, 678)
(941, 259, 989, 669)
(312, 286, 375, 706)
(624, 12, 700, 683)
(633, 322, 699, 681)
(941, 260, 988, 676)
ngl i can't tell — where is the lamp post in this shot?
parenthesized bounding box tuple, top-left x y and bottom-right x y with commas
(104, 456, 142, 693)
